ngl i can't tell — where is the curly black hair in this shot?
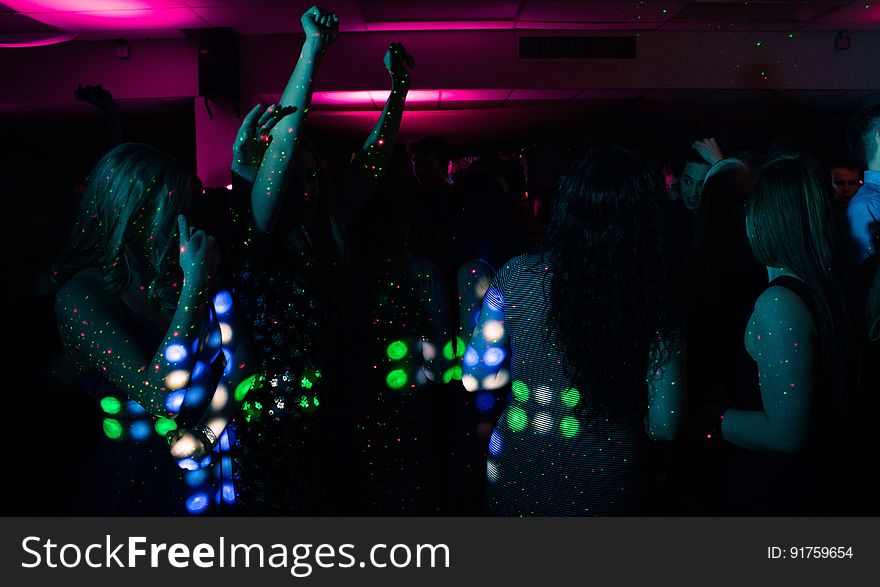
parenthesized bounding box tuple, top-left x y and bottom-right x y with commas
(545, 147, 677, 420)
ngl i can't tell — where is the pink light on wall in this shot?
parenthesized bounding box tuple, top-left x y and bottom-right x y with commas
(359, 20, 514, 32)
(0, 31, 77, 47)
(311, 89, 509, 109)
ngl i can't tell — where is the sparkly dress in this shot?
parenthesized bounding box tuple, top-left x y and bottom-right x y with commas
(342, 255, 442, 514)
(481, 254, 647, 516)
(212, 186, 338, 515)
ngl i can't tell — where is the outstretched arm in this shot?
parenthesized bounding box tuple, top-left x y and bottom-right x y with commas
(339, 43, 414, 228)
(56, 216, 220, 418)
(462, 282, 511, 393)
(251, 6, 338, 237)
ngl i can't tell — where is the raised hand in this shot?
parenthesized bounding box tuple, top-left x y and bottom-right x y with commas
(167, 428, 208, 460)
(178, 214, 220, 294)
(384, 42, 415, 79)
(232, 103, 297, 184)
(301, 5, 339, 54)
(692, 137, 724, 166)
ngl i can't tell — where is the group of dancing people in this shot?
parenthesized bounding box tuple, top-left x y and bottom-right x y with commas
(51, 6, 880, 516)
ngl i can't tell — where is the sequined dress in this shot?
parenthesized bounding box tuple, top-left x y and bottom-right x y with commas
(216, 189, 337, 515)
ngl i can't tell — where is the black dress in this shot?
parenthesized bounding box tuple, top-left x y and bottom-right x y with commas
(723, 275, 853, 515)
(205, 184, 339, 515)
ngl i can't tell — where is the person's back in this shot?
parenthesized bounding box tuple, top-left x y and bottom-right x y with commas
(480, 253, 648, 515)
(463, 148, 686, 516)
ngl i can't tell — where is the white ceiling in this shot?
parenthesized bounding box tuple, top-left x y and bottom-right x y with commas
(0, 1, 878, 40)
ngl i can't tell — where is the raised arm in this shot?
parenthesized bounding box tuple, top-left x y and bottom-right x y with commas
(721, 287, 817, 454)
(338, 43, 414, 227)
(55, 215, 220, 418)
(251, 6, 338, 237)
(462, 282, 511, 393)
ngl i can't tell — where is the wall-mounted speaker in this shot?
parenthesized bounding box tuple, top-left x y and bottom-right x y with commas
(194, 28, 240, 99)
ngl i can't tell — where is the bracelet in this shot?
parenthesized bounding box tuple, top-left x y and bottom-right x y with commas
(192, 424, 218, 452)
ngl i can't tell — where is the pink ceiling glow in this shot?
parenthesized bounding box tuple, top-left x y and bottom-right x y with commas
(311, 89, 519, 109)
(1, 1, 204, 30)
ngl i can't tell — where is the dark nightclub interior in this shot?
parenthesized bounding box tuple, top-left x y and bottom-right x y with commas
(2, 1, 879, 517)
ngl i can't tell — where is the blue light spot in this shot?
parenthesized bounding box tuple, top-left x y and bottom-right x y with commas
(207, 329, 222, 348)
(476, 392, 495, 412)
(185, 385, 206, 405)
(489, 428, 503, 456)
(222, 482, 236, 504)
(185, 492, 209, 514)
(164, 343, 188, 364)
(200, 455, 213, 468)
(213, 291, 233, 315)
(129, 420, 150, 441)
(178, 458, 199, 471)
(192, 361, 206, 380)
(127, 401, 146, 415)
(165, 390, 185, 413)
(483, 347, 506, 367)
(185, 469, 208, 487)
(222, 349, 233, 376)
(219, 430, 231, 451)
(464, 346, 480, 367)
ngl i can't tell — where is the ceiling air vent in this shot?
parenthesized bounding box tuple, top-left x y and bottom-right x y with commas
(518, 36, 637, 60)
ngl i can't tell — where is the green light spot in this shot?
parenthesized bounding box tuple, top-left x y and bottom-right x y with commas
(102, 418, 122, 439)
(443, 340, 454, 361)
(386, 340, 408, 361)
(386, 369, 408, 390)
(154, 417, 177, 436)
(560, 416, 580, 438)
(235, 374, 258, 401)
(100, 396, 121, 414)
(442, 337, 467, 361)
(301, 376, 313, 389)
(443, 365, 462, 383)
(512, 380, 529, 402)
(508, 407, 527, 432)
(561, 388, 580, 408)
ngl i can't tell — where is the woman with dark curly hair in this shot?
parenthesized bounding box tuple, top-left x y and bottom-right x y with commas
(463, 148, 686, 516)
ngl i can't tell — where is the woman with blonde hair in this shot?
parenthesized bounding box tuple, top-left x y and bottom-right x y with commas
(55, 143, 253, 514)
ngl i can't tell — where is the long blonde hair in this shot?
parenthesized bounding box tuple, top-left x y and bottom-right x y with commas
(55, 143, 194, 309)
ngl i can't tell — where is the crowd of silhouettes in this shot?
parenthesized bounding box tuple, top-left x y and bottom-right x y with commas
(7, 5, 879, 517)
